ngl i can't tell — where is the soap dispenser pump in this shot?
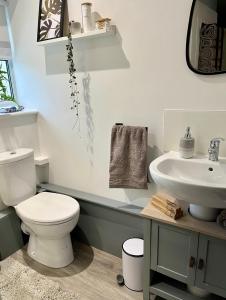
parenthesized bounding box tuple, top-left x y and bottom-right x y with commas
(179, 126, 195, 159)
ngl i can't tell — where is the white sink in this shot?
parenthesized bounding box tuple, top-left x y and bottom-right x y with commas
(149, 151, 226, 221)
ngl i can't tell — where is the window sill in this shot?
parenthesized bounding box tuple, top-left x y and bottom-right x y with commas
(0, 109, 38, 119)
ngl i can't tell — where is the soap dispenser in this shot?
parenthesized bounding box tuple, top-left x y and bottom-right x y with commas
(179, 126, 195, 159)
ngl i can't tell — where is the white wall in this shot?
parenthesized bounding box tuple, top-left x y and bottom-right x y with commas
(0, 113, 40, 153)
(5, 0, 226, 204)
(0, 5, 11, 58)
(164, 110, 226, 156)
(0, 6, 7, 40)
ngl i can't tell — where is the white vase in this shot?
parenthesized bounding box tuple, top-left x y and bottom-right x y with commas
(81, 3, 93, 33)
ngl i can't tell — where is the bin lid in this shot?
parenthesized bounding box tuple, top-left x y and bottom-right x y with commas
(122, 238, 144, 257)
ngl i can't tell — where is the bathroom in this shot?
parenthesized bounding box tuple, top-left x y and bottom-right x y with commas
(0, 0, 226, 299)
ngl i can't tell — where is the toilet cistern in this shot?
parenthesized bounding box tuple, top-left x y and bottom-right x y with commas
(208, 137, 225, 161)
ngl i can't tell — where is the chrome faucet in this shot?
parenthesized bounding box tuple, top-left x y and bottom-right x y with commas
(208, 137, 225, 161)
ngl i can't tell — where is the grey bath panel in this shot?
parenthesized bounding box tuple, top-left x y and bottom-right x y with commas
(73, 201, 144, 258)
(39, 183, 146, 258)
(196, 235, 226, 298)
(0, 208, 24, 260)
(151, 222, 199, 285)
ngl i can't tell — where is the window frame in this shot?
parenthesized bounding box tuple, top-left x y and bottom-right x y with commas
(0, 59, 14, 100)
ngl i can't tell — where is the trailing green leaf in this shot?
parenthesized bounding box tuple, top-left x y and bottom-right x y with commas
(66, 22, 80, 128)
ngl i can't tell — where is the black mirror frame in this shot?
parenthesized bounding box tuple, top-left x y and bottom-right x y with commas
(186, 0, 225, 75)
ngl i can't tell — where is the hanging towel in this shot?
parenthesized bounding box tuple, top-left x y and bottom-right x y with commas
(109, 125, 148, 189)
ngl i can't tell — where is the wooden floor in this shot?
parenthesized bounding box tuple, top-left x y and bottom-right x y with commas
(11, 241, 145, 300)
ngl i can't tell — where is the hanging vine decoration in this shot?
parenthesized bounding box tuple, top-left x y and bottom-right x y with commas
(66, 22, 80, 125)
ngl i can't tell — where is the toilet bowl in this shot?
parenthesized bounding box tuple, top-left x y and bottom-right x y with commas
(0, 148, 80, 268)
(16, 192, 80, 268)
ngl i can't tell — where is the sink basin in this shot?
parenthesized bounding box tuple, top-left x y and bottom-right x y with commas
(149, 151, 226, 221)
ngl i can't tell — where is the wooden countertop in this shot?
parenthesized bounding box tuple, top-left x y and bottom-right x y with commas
(141, 202, 226, 241)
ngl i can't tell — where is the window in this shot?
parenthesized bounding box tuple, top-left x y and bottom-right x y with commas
(0, 59, 14, 101)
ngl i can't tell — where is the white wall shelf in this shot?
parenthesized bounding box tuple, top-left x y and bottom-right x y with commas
(37, 26, 116, 46)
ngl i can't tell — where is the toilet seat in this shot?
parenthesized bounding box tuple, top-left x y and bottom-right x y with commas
(15, 192, 79, 225)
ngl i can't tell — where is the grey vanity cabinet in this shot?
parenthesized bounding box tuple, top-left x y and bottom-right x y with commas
(150, 221, 226, 299)
(151, 222, 199, 285)
(196, 235, 226, 298)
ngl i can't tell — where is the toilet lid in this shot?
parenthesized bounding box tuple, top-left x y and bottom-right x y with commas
(15, 192, 80, 224)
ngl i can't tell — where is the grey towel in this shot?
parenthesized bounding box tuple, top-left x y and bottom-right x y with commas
(109, 125, 148, 189)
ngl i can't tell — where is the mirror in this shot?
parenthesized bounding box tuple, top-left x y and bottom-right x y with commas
(186, 0, 226, 75)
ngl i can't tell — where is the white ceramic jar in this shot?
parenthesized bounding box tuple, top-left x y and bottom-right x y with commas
(81, 2, 93, 33)
(70, 21, 81, 35)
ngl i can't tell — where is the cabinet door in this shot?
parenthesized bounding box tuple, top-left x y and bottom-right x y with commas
(151, 222, 199, 285)
(196, 235, 226, 298)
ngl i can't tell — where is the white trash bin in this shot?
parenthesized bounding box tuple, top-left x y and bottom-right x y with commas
(122, 238, 144, 292)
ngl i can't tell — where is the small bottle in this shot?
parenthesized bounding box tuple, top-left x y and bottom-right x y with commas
(179, 126, 195, 159)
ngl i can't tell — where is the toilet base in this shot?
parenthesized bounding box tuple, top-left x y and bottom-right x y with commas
(27, 233, 74, 268)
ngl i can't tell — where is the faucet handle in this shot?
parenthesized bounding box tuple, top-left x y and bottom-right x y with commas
(210, 137, 225, 148)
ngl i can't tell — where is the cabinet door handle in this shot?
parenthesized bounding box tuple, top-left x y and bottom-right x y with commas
(189, 256, 196, 268)
(198, 259, 205, 270)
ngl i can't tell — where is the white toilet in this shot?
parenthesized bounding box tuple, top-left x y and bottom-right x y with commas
(0, 148, 80, 268)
